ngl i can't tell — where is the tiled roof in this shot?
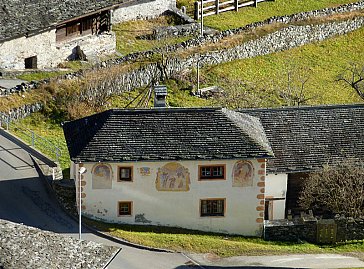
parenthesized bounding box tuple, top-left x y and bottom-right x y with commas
(240, 104, 364, 173)
(0, 0, 127, 42)
(62, 108, 274, 163)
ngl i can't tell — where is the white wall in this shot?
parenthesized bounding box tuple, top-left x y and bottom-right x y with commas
(112, 0, 175, 22)
(265, 173, 288, 220)
(79, 159, 266, 236)
(0, 31, 116, 69)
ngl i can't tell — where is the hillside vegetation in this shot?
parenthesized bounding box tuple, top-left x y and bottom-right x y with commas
(179, 0, 359, 30)
(2, 1, 363, 172)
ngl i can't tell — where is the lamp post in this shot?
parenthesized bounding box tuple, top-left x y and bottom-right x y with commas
(78, 166, 87, 240)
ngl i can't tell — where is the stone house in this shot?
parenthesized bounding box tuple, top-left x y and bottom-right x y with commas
(63, 108, 274, 236)
(242, 104, 364, 219)
(0, 0, 175, 69)
(63, 104, 363, 234)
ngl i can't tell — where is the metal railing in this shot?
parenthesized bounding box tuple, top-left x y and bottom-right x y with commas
(0, 112, 61, 162)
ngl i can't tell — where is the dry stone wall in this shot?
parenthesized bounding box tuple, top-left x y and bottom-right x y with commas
(264, 217, 364, 242)
(2, 1, 364, 97)
(0, 104, 43, 128)
(96, 17, 364, 95)
(0, 219, 119, 269)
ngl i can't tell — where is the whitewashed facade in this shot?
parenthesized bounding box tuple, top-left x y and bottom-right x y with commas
(71, 158, 268, 236)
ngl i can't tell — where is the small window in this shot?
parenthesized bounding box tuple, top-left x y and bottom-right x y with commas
(24, 56, 37, 69)
(199, 165, 225, 180)
(118, 201, 132, 216)
(118, 166, 133, 181)
(200, 199, 225, 217)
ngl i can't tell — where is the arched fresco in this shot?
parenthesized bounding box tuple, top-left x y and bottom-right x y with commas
(232, 160, 255, 187)
(92, 163, 113, 189)
(156, 162, 190, 191)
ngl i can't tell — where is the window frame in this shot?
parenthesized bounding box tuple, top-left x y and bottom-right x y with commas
(118, 201, 133, 216)
(200, 198, 226, 217)
(198, 164, 226, 180)
(117, 166, 133, 182)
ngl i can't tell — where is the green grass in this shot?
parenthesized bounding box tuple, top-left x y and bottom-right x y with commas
(113, 17, 191, 55)
(190, 0, 359, 31)
(201, 25, 364, 106)
(85, 218, 364, 257)
(17, 71, 69, 82)
(9, 114, 70, 171)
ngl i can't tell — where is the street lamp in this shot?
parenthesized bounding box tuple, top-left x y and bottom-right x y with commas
(78, 166, 87, 240)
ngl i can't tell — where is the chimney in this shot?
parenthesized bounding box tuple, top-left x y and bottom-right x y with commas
(154, 85, 167, 108)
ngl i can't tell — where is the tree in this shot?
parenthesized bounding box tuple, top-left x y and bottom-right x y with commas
(337, 62, 364, 101)
(277, 66, 314, 106)
(299, 160, 364, 218)
(214, 79, 278, 109)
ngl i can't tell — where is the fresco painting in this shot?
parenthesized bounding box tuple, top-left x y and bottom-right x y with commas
(139, 167, 151, 176)
(156, 162, 190, 191)
(92, 163, 112, 189)
(232, 160, 255, 187)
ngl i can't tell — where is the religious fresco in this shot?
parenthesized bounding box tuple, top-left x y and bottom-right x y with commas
(139, 167, 151, 176)
(156, 162, 190, 191)
(92, 163, 112, 189)
(232, 160, 255, 187)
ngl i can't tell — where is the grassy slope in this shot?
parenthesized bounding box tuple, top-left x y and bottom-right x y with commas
(196, 0, 358, 30)
(10, 114, 70, 170)
(113, 18, 191, 55)
(203, 26, 364, 105)
(86, 218, 364, 257)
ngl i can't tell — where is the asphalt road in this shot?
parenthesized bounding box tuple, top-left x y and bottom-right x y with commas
(0, 133, 192, 269)
(1, 132, 364, 269)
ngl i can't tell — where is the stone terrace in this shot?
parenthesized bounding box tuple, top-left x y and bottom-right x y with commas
(0, 219, 119, 269)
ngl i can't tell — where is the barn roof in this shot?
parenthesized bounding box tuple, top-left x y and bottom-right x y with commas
(240, 104, 364, 173)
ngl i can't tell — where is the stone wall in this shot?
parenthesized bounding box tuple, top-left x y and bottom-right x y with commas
(0, 103, 43, 130)
(112, 0, 175, 22)
(0, 219, 119, 269)
(97, 17, 364, 95)
(336, 217, 364, 242)
(0, 30, 116, 69)
(2, 1, 364, 97)
(264, 217, 364, 243)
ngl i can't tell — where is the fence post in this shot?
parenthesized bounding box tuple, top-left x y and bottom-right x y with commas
(194, 1, 200, 20)
(235, 0, 238, 11)
(200, 0, 204, 36)
(254, 0, 257, 8)
(31, 131, 35, 147)
(56, 148, 61, 163)
(6, 116, 9, 131)
(216, 0, 219, 14)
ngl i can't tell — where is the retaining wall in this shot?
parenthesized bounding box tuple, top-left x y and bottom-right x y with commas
(264, 217, 364, 243)
(0, 103, 43, 126)
(2, 1, 364, 97)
